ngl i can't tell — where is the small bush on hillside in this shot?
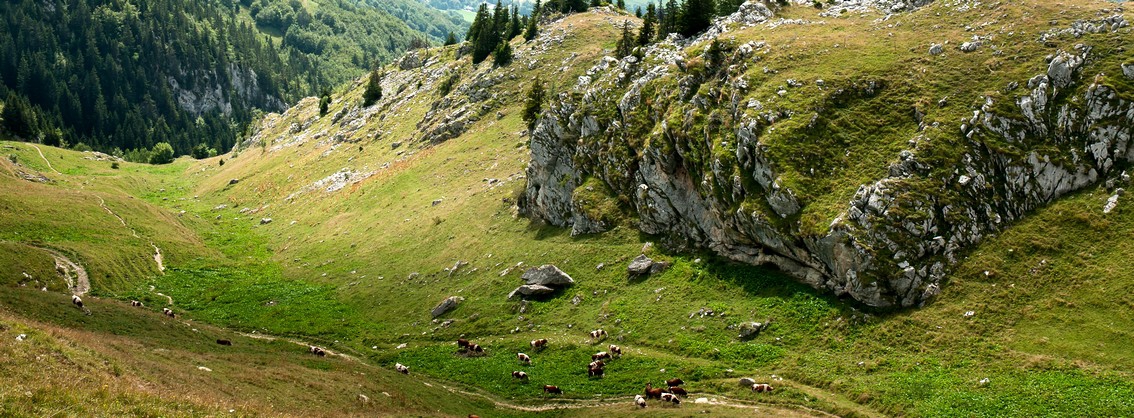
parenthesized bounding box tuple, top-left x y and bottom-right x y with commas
(111, 161, 119, 169)
(149, 142, 175, 164)
(438, 73, 459, 96)
(191, 143, 218, 159)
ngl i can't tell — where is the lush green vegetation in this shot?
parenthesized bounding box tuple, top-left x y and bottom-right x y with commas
(2, 0, 1134, 416)
(0, 0, 466, 160)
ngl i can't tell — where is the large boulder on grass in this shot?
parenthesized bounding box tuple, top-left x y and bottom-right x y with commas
(522, 265, 575, 287)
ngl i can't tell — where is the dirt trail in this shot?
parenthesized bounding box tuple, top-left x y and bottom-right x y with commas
(148, 286, 174, 305)
(24, 245, 90, 296)
(94, 194, 165, 274)
(31, 144, 61, 174)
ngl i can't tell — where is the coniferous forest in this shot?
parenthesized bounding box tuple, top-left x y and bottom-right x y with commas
(0, 0, 466, 160)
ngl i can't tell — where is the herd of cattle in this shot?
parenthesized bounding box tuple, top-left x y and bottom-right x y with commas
(69, 295, 775, 409)
(426, 328, 775, 409)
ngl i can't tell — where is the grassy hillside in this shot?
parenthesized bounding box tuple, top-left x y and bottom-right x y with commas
(2, 0, 1133, 416)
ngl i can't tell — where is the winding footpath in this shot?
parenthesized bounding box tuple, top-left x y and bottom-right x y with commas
(31, 144, 62, 175)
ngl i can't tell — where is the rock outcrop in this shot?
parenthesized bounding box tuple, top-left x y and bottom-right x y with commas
(431, 296, 464, 317)
(520, 3, 1134, 308)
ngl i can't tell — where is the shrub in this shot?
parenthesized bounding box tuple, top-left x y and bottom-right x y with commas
(149, 142, 175, 164)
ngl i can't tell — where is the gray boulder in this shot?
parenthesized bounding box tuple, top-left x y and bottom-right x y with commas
(508, 284, 556, 299)
(1121, 63, 1134, 81)
(260, 218, 273, 225)
(431, 296, 464, 317)
(522, 265, 575, 287)
(739, 377, 756, 387)
(929, 43, 943, 55)
(738, 320, 772, 340)
(959, 41, 981, 53)
(627, 254, 670, 276)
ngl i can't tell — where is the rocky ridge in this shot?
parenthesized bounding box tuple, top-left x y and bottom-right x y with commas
(520, 1, 1134, 307)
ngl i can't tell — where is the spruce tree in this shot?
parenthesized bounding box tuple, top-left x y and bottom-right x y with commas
(617, 0, 626, 10)
(363, 70, 383, 106)
(509, 6, 523, 40)
(444, 31, 458, 46)
(524, 0, 541, 41)
(467, 4, 490, 44)
(471, 3, 502, 64)
(590, 0, 601, 7)
(615, 21, 635, 58)
(493, 40, 514, 66)
(635, 6, 642, 17)
(680, 0, 716, 36)
(637, 3, 657, 46)
(522, 77, 546, 130)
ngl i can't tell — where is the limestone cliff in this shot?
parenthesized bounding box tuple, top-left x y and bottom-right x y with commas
(520, 1, 1134, 307)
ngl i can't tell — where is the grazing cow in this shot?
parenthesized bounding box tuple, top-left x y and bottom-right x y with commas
(660, 392, 681, 405)
(309, 346, 326, 357)
(752, 383, 774, 393)
(517, 353, 531, 364)
(530, 338, 548, 350)
(609, 344, 622, 357)
(587, 360, 605, 377)
(470, 343, 484, 354)
(216, 339, 232, 346)
(457, 338, 470, 348)
(644, 383, 664, 400)
(668, 386, 687, 396)
(666, 378, 685, 387)
(162, 308, 176, 318)
(592, 351, 612, 361)
(634, 394, 647, 408)
(130, 300, 144, 307)
(543, 385, 562, 394)
(71, 295, 83, 308)
(590, 329, 607, 340)
(512, 371, 528, 380)
(395, 363, 410, 374)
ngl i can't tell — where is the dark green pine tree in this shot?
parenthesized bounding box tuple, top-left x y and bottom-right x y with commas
(635, 6, 642, 17)
(467, 4, 490, 44)
(1, 92, 36, 139)
(493, 40, 514, 66)
(362, 69, 383, 106)
(717, 0, 745, 15)
(680, 0, 716, 36)
(615, 21, 635, 58)
(493, 0, 508, 38)
(508, 5, 523, 40)
(471, 2, 502, 64)
(444, 31, 459, 46)
(522, 77, 546, 130)
(590, 0, 601, 7)
(617, 0, 626, 10)
(659, 0, 679, 38)
(637, 3, 657, 46)
(524, 0, 542, 41)
(566, 0, 588, 13)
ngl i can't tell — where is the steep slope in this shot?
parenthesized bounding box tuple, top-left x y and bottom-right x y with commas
(521, 0, 1134, 308)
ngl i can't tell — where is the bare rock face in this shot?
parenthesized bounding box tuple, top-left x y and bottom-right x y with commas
(520, 11, 1134, 309)
(431, 296, 464, 318)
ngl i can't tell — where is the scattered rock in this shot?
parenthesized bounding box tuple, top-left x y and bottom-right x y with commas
(15, 334, 27, 341)
(197, 366, 212, 372)
(432, 198, 443, 206)
(431, 296, 464, 318)
(929, 43, 944, 55)
(1104, 194, 1120, 214)
(507, 284, 556, 299)
(228, 178, 240, 185)
(396, 343, 407, 349)
(963, 310, 976, 318)
(521, 265, 575, 287)
(695, 397, 709, 404)
(1122, 63, 1134, 81)
(358, 394, 371, 403)
(738, 320, 772, 340)
(259, 218, 273, 225)
(739, 377, 756, 387)
(959, 41, 981, 53)
(627, 254, 669, 277)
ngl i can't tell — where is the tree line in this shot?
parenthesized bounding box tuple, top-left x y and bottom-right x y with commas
(0, 0, 466, 163)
